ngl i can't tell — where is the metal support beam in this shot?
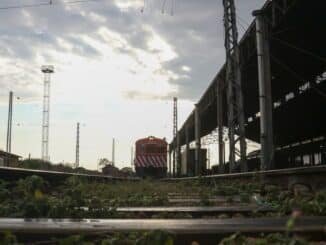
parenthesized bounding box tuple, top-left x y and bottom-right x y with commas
(6, 91, 13, 154)
(176, 131, 181, 177)
(185, 124, 190, 176)
(195, 104, 201, 176)
(253, 10, 274, 170)
(223, 0, 247, 173)
(216, 82, 225, 173)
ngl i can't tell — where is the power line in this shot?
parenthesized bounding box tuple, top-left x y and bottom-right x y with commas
(0, 0, 101, 11)
(0, 2, 49, 10)
(237, 14, 250, 28)
(237, 19, 247, 33)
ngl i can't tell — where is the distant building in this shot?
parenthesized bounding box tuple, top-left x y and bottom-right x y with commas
(0, 150, 21, 167)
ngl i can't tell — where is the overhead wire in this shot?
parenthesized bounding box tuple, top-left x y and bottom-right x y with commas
(237, 19, 247, 33)
(237, 14, 250, 28)
(234, 4, 251, 31)
(0, 0, 101, 11)
(0, 1, 49, 10)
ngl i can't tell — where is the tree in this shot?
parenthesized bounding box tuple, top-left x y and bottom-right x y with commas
(98, 158, 111, 169)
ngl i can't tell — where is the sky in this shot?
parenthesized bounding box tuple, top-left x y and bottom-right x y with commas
(0, 0, 265, 169)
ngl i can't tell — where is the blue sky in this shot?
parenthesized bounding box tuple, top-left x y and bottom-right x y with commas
(0, 0, 264, 169)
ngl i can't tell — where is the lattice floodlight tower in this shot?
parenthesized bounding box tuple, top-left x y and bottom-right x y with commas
(222, 0, 247, 172)
(173, 97, 178, 177)
(41, 65, 54, 162)
(6, 91, 13, 153)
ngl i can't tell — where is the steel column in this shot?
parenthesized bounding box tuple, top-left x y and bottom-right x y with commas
(195, 104, 201, 176)
(217, 82, 225, 173)
(176, 131, 181, 177)
(253, 10, 274, 170)
(185, 124, 190, 175)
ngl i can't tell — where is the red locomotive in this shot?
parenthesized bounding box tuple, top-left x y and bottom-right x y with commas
(134, 136, 167, 178)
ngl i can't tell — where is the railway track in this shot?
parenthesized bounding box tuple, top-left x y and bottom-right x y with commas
(0, 166, 139, 182)
(1, 217, 325, 244)
(165, 165, 326, 191)
(0, 167, 325, 244)
(1, 165, 325, 190)
(2, 217, 324, 234)
(76, 205, 276, 218)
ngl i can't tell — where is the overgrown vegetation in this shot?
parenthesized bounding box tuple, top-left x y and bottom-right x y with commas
(0, 231, 174, 245)
(220, 232, 310, 245)
(0, 230, 323, 245)
(0, 175, 325, 219)
(0, 176, 325, 244)
(0, 175, 211, 218)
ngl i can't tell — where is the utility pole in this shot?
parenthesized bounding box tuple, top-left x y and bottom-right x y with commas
(168, 146, 172, 176)
(6, 91, 13, 154)
(75, 122, 80, 168)
(131, 146, 134, 167)
(172, 97, 178, 177)
(112, 138, 115, 166)
(253, 10, 274, 170)
(41, 65, 54, 162)
(222, 0, 247, 172)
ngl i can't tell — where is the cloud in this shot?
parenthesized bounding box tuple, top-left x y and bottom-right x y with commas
(123, 90, 175, 101)
(0, 0, 265, 167)
(181, 66, 191, 72)
(0, 0, 264, 103)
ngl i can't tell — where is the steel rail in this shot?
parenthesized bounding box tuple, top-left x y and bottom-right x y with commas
(114, 206, 274, 213)
(0, 217, 324, 234)
(0, 166, 140, 182)
(164, 165, 326, 180)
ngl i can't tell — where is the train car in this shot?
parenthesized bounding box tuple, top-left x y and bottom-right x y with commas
(134, 136, 167, 178)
